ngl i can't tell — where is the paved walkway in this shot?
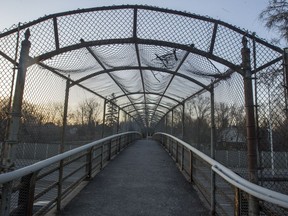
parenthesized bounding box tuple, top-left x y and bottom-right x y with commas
(57, 139, 208, 216)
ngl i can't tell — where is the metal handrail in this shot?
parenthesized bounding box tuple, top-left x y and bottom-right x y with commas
(0, 131, 142, 216)
(154, 132, 288, 209)
(0, 131, 140, 183)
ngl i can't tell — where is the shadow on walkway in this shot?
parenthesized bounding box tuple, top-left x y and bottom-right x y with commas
(57, 139, 208, 216)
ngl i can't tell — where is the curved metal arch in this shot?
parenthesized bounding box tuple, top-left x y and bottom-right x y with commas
(0, 4, 282, 79)
(1, 4, 281, 53)
(131, 112, 164, 125)
(33, 39, 242, 76)
(121, 102, 170, 111)
(128, 108, 166, 116)
(70, 66, 209, 90)
(112, 92, 182, 104)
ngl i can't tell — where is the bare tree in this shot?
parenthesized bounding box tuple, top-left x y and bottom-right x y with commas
(215, 102, 230, 130)
(106, 93, 118, 128)
(259, 0, 288, 43)
(75, 98, 100, 126)
(186, 95, 211, 148)
(44, 102, 64, 126)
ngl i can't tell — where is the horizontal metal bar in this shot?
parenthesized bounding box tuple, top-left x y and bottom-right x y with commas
(36, 165, 59, 181)
(0, 132, 141, 184)
(61, 175, 87, 199)
(154, 132, 288, 209)
(34, 181, 58, 201)
(33, 197, 57, 216)
(62, 163, 86, 182)
(212, 165, 288, 208)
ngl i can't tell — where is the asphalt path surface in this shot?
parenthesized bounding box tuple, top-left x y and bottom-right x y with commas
(58, 139, 208, 216)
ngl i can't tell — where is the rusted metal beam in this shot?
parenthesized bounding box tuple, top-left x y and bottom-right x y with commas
(0, 5, 282, 54)
(1, 30, 31, 172)
(134, 8, 148, 127)
(113, 92, 181, 104)
(72, 66, 209, 90)
(241, 35, 259, 215)
(121, 102, 170, 111)
(32, 38, 244, 73)
(283, 48, 288, 116)
(53, 17, 60, 50)
(209, 23, 218, 54)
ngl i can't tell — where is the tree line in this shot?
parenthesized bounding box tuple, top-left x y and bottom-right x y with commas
(160, 94, 288, 151)
(0, 97, 132, 143)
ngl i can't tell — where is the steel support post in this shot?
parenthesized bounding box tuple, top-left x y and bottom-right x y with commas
(108, 140, 112, 161)
(85, 148, 93, 179)
(210, 85, 216, 215)
(116, 107, 120, 133)
(171, 109, 174, 135)
(189, 150, 193, 183)
(176, 142, 178, 163)
(17, 172, 38, 216)
(182, 103, 185, 140)
(124, 112, 127, 132)
(60, 78, 70, 153)
(57, 78, 70, 211)
(101, 99, 107, 138)
(165, 114, 168, 133)
(1, 182, 13, 216)
(234, 187, 241, 216)
(1, 29, 31, 172)
(101, 145, 104, 169)
(118, 135, 121, 153)
(241, 36, 259, 215)
(284, 48, 288, 116)
(181, 146, 184, 171)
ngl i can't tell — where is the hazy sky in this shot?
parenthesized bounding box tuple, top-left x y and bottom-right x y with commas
(0, 0, 280, 45)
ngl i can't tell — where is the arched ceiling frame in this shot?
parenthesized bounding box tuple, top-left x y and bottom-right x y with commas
(122, 102, 170, 112)
(0, 5, 283, 129)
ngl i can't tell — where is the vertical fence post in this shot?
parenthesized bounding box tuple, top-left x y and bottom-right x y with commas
(169, 137, 171, 154)
(116, 107, 120, 134)
(165, 114, 168, 133)
(182, 103, 185, 140)
(101, 99, 107, 138)
(171, 109, 174, 135)
(57, 78, 70, 211)
(85, 148, 93, 179)
(1, 182, 13, 216)
(101, 145, 104, 169)
(181, 146, 184, 171)
(241, 35, 259, 215)
(284, 48, 288, 116)
(176, 142, 178, 163)
(118, 135, 121, 153)
(108, 140, 112, 161)
(234, 187, 241, 216)
(1, 29, 31, 171)
(210, 84, 216, 215)
(190, 150, 193, 183)
(124, 112, 127, 132)
(17, 172, 38, 216)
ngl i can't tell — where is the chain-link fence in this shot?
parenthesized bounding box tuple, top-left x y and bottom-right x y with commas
(0, 5, 287, 215)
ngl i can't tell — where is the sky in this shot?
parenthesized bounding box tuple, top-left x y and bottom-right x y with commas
(0, 0, 283, 47)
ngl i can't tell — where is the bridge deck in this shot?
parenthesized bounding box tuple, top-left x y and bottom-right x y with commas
(56, 139, 208, 216)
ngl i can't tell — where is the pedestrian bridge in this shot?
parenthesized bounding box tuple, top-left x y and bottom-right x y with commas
(0, 133, 288, 215)
(56, 138, 208, 216)
(0, 5, 288, 216)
